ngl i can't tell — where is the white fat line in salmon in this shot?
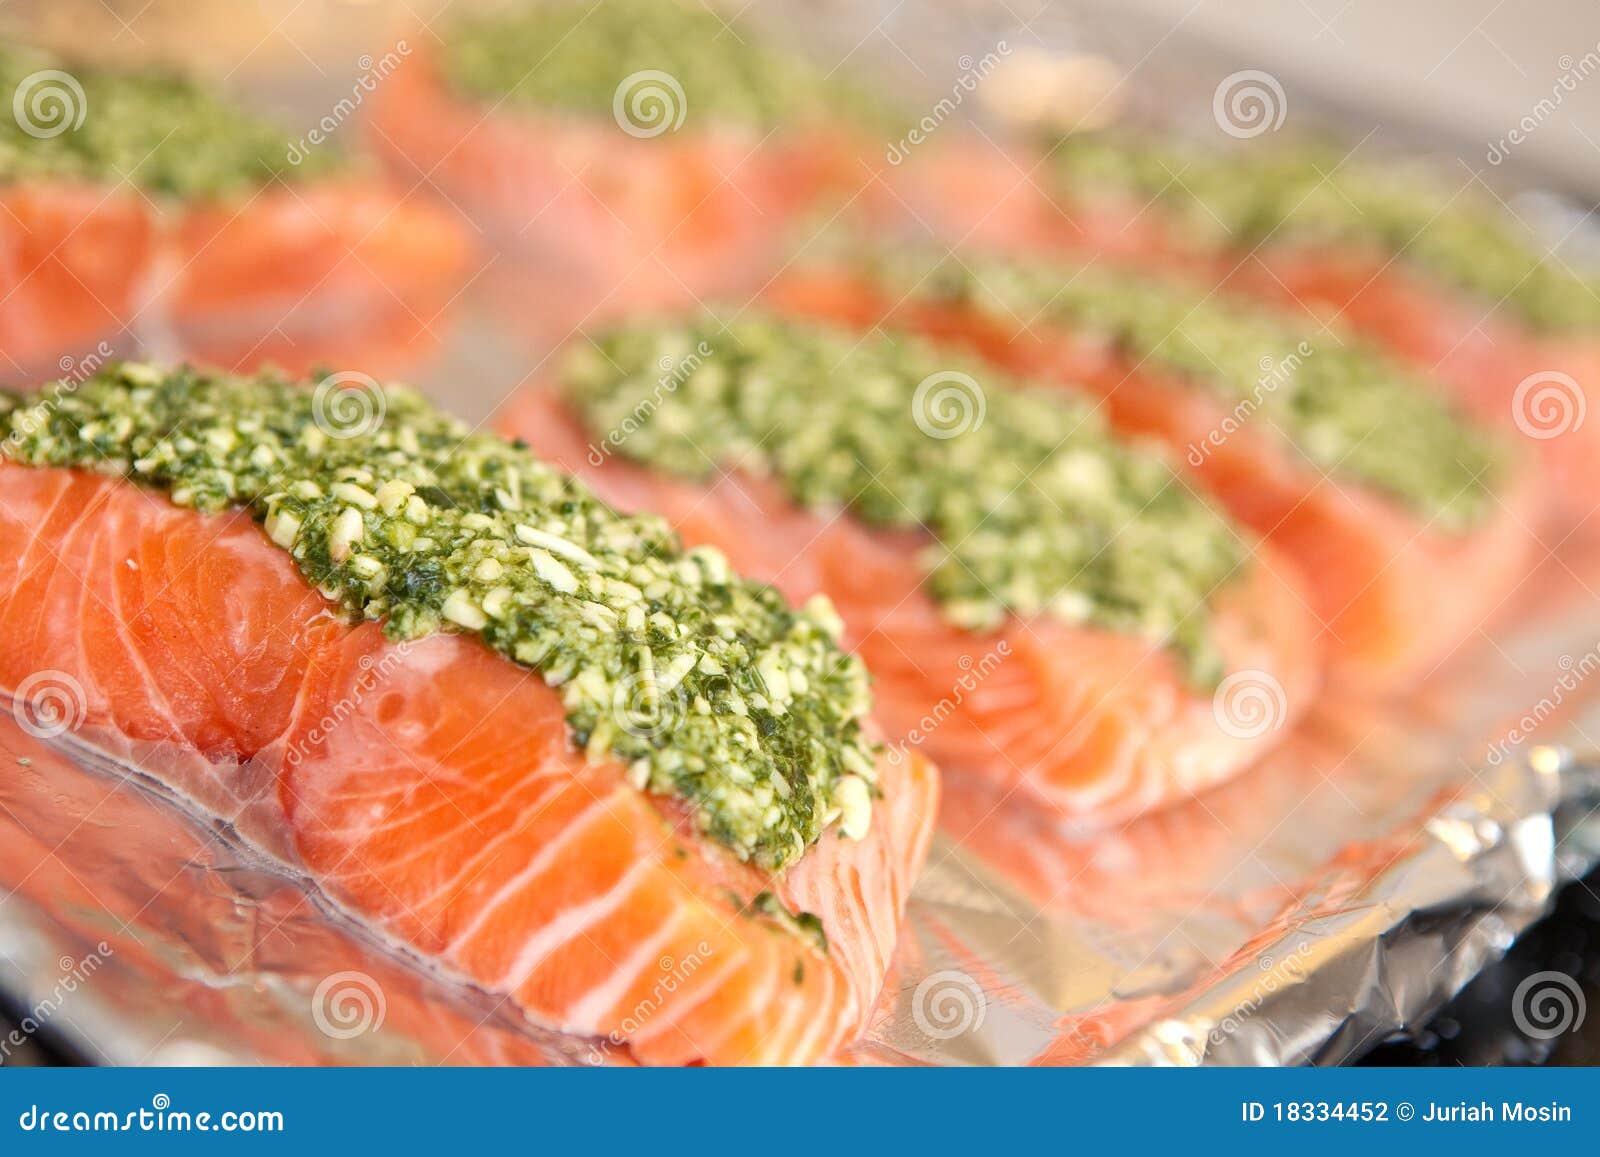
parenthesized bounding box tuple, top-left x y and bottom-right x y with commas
(281, 639, 419, 768)
(584, 939, 717, 1065)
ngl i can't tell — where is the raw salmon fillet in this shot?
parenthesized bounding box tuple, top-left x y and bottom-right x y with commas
(765, 267, 1539, 691)
(997, 135, 1600, 528)
(0, 464, 936, 1065)
(500, 384, 1320, 829)
(0, 45, 472, 378)
(365, 34, 866, 311)
(1223, 250, 1600, 528)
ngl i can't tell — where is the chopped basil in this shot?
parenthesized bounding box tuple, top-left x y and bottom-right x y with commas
(0, 45, 340, 198)
(854, 246, 1508, 530)
(0, 366, 876, 872)
(561, 313, 1248, 686)
(1048, 133, 1600, 335)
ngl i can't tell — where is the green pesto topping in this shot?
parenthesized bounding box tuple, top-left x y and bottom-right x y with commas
(441, 0, 897, 131)
(0, 45, 340, 198)
(0, 365, 876, 872)
(561, 313, 1248, 685)
(1048, 134, 1600, 335)
(857, 247, 1507, 530)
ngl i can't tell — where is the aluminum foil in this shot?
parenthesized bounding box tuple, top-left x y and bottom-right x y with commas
(3, 529, 1599, 1067)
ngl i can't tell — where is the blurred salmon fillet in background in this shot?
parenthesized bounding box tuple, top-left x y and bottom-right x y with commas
(366, 0, 894, 325)
(501, 315, 1322, 829)
(0, 44, 471, 379)
(766, 252, 1537, 692)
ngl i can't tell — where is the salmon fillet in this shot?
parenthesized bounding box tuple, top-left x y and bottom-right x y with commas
(500, 382, 1319, 828)
(765, 269, 1538, 691)
(0, 463, 935, 1065)
(365, 43, 860, 310)
(1223, 249, 1600, 529)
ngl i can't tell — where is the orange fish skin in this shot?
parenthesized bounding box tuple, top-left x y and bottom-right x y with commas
(0, 463, 936, 1065)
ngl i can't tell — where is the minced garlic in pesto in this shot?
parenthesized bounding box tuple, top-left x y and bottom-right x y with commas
(1049, 133, 1600, 335)
(0, 366, 876, 872)
(441, 0, 898, 132)
(561, 314, 1248, 686)
(857, 247, 1507, 530)
(0, 45, 340, 198)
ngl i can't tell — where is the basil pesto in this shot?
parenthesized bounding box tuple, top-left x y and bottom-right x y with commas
(1049, 134, 1600, 335)
(855, 247, 1507, 530)
(0, 45, 340, 198)
(441, 0, 896, 131)
(560, 314, 1248, 685)
(0, 366, 877, 872)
